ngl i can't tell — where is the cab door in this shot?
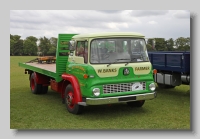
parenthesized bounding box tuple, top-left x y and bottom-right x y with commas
(73, 41, 88, 64)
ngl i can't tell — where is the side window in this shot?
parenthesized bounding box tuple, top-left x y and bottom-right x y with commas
(75, 41, 88, 63)
(76, 41, 84, 56)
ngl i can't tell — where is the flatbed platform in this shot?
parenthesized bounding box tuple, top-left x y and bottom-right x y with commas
(25, 62, 56, 73)
(19, 62, 58, 80)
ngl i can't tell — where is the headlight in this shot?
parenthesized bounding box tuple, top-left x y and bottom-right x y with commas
(93, 88, 100, 96)
(149, 83, 156, 91)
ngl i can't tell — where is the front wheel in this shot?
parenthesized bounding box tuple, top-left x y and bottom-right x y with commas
(127, 100, 145, 107)
(64, 84, 84, 114)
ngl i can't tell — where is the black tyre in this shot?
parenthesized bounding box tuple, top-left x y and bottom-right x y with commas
(41, 86, 48, 94)
(30, 73, 42, 94)
(127, 100, 145, 107)
(64, 84, 84, 114)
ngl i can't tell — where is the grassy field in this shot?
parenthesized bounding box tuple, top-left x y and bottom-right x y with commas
(10, 56, 190, 130)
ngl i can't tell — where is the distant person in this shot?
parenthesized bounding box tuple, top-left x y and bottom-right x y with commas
(77, 44, 83, 55)
(83, 45, 88, 63)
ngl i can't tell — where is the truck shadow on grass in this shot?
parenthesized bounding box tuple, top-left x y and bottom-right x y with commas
(79, 103, 150, 118)
(155, 87, 190, 97)
(38, 91, 147, 116)
(45, 90, 150, 114)
(41, 89, 189, 119)
(82, 85, 190, 117)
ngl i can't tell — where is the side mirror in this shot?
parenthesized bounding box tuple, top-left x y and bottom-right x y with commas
(69, 51, 74, 56)
(69, 40, 76, 51)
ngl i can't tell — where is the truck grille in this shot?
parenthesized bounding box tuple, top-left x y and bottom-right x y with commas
(103, 82, 146, 94)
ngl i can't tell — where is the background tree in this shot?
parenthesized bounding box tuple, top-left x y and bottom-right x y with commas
(166, 38, 174, 51)
(10, 34, 24, 55)
(146, 38, 156, 51)
(38, 36, 51, 56)
(23, 36, 38, 56)
(10, 35, 15, 56)
(154, 38, 167, 51)
(174, 37, 190, 51)
(10, 34, 190, 55)
(184, 37, 190, 51)
(49, 37, 57, 47)
(47, 37, 57, 55)
(146, 44, 156, 51)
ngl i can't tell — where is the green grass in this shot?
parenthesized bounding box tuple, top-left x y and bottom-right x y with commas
(10, 56, 190, 130)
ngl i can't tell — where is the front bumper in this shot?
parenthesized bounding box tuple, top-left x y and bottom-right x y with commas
(78, 92, 156, 106)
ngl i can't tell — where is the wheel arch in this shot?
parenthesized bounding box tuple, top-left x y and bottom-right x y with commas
(61, 73, 82, 103)
(61, 80, 70, 99)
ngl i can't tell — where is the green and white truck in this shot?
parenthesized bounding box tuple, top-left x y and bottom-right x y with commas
(19, 32, 157, 114)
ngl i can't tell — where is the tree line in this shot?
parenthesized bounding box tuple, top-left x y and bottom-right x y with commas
(146, 37, 190, 51)
(10, 34, 190, 56)
(10, 34, 57, 56)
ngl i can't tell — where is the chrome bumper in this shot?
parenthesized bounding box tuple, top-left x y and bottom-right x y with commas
(78, 92, 156, 106)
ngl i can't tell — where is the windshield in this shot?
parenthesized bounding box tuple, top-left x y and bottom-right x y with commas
(90, 38, 149, 64)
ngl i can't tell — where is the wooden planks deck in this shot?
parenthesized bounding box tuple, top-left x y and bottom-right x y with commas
(25, 63, 56, 73)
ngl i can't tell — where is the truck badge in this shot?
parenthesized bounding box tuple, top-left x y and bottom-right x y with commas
(123, 68, 130, 75)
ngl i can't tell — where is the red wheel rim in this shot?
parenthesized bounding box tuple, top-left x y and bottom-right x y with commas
(31, 78, 35, 90)
(66, 92, 75, 109)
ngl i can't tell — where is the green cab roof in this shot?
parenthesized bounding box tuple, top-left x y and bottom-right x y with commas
(72, 32, 145, 39)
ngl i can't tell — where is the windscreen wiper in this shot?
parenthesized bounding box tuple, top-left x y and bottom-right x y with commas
(107, 59, 130, 67)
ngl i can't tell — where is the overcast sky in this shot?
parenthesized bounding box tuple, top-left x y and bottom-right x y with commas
(10, 10, 190, 40)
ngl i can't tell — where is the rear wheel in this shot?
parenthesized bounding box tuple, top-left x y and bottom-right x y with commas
(41, 86, 48, 94)
(30, 73, 42, 94)
(30, 73, 49, 94)
(64, 84, 84, 114)
(127, 100, 145, 107)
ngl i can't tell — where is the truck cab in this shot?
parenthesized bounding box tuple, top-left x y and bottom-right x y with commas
(64, 32, 156, 113)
